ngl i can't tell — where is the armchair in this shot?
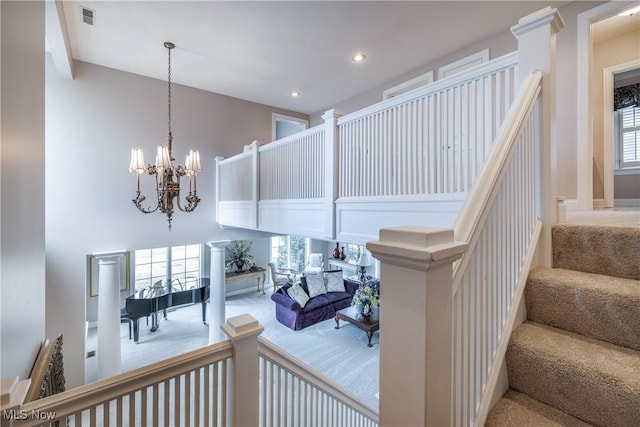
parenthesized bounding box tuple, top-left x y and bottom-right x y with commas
(303, 253, 324, 275)
(268, 262, 295, 293)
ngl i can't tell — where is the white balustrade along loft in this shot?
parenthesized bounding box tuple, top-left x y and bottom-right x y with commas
(11, 7, 561, 427)
(216, 53, 519, 244)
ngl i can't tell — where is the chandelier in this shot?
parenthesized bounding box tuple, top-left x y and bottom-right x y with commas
(128, 42, 201, 230)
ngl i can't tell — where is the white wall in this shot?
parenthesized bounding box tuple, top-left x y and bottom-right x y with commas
(45, 58, 304, 387)
(592, 28, 640, 199)
(0, 1, 47, 381)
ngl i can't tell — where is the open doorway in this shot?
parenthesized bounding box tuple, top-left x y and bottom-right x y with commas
(576, 1, 640, 210)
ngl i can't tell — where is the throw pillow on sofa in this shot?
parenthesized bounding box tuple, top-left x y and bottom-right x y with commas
(287, 283, 310, 308)
(306, 273, 327, 298)
(325, 270, 345, 292)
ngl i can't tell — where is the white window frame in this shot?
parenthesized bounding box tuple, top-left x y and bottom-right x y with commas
(270, 235, 310, 274)
(437, 49, 490, 80)
(383, 71, 434, 100)
(616, 105, 640, 172)
(133, 244, 203, 291)
(272, 113, 308, 142)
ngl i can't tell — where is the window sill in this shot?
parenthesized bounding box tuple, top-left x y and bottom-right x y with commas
(614, 168, 640, 176)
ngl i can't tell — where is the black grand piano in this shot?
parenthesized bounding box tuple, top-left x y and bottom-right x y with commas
(122, 278, 210, 343)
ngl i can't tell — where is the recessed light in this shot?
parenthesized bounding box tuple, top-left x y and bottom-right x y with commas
(619, 6, 640, 16)
(352, 52, 367, 63)
(290, 91, 301, 98)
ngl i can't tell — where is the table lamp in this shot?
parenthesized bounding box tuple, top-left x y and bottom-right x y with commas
(357, 251, 371, 283)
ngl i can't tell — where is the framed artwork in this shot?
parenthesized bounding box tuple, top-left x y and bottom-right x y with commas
(87, 251, 130, 297)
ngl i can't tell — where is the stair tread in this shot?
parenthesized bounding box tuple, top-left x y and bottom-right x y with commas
(529, 266, 640, 293)
(552, 224, 640, 280)
(486, 389, 592, 427)
(507, 321, 640, 426)
(511, 322, 640, 386)
(526, 267, 640, 350)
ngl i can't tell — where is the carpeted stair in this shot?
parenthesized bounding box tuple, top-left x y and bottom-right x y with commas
(487, 224, 640, 426)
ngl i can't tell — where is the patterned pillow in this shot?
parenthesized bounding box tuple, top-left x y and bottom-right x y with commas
(325, 271, 345, 292)
(287, 283, 309, 308)
(305, 273, 327, 298)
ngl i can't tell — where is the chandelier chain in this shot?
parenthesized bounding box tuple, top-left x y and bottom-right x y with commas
(167, 44, 172, 136)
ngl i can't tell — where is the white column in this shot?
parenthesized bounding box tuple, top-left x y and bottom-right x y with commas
(96, 254, 122, 379)
(222, 314, 264, 427)
(367, 226, 466, 427)
(207, 240, 231, 344)
(511, 7, 564, 267)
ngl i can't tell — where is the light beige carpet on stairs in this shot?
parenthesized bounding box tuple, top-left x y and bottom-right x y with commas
(487, 223, 640, 427)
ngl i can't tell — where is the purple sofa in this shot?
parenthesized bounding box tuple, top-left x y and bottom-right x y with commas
(271, 278, 360, 330)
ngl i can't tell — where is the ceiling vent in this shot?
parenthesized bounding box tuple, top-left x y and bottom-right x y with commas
(81, 6, 95, 26)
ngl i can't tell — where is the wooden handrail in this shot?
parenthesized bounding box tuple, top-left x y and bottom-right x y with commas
(452, 70, 542, 293)
(17, 341, 233, 422)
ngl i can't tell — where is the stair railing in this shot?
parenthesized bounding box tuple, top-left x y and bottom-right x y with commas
(257, 337, 379, 427)
(11, 341, 234, 426)
(451, 70, 544, 427)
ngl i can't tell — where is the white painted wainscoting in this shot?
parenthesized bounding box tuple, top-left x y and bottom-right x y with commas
(336, 194, 465, 245)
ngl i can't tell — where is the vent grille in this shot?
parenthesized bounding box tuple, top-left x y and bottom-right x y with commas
(81, 6, 95, 26)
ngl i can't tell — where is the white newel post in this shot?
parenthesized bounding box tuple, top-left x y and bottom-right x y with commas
(511, 7, 564, 267)
(96, 254, 123, 380)
(322, 109, 343, 240)
(222, 314, 264, 427)
(250, 140, 260, 229)
(215, 156, 224, 224)
(367, 227, 466, 427)
(207, 240, 231, 344)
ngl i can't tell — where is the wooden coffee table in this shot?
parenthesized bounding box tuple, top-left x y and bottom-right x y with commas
(335, 306, 379, 347)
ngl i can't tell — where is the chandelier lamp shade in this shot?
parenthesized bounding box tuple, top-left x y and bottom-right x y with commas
(128, 42, 202, 230)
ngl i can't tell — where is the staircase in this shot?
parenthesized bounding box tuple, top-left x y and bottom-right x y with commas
(486, 223, 640, 426)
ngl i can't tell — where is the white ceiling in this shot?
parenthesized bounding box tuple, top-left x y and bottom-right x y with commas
(49, 1, 576, 115)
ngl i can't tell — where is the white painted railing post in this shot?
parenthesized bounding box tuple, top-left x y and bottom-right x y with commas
(207, 241, 231, 345)
(215, 156, 224, 224)
(367, 227, 467, 427)
(322, 109, 343, 239)
(511, 7, 564, 267)
(251, 140, 260, 228)
(95, 253, 124, 380)
(222, 314, 264, 427)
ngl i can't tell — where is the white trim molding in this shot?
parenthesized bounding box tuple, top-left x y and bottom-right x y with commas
(576, 1, 637, 211)
(383, 70, 434, 100)
(603, 60, 640, 209)
(437, 49, 489, 79)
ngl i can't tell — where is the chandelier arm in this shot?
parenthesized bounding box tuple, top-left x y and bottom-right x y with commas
(132, 191, 160, 214)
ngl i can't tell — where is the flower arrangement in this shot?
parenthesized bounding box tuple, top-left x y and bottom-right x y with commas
(351, 284, 380, 317)
(225, 240, 256, 272)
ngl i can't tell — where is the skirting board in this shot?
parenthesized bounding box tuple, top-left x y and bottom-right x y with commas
(564, 198, 639, 210)
(615, 198, 640, 207)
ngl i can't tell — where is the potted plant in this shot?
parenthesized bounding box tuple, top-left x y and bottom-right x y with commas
(225, 240, 256, 272)
(351, 284, 380, 317)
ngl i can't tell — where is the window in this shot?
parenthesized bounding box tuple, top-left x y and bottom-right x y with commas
(134, 244, 202, 290)
(618, 106, 640, 169)
(270, 235, 309, 274)
(344, 243, 363, 265)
